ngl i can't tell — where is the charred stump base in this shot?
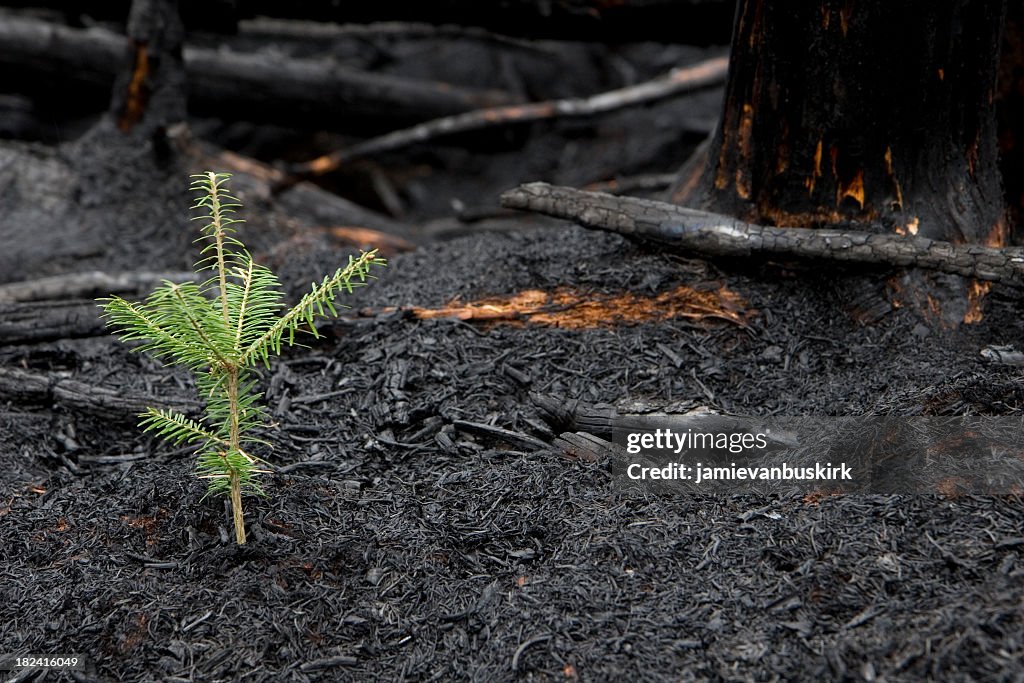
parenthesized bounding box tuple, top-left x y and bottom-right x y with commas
(671, 0, 1010, 325)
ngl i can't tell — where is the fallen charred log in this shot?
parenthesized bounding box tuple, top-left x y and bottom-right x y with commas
(226, 0, 736, 43)
(0, 270, 196, 304)
(0, 15, 517, 130)
(0, 366, 199, 421)
(0, 300, 115, 344)
(502, 183, 1024, 288)
(10, 0, 735, 43)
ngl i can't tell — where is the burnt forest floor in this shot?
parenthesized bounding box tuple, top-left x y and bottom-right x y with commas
(0, 12, 1023, 681)
(3, 220, 1024, 682)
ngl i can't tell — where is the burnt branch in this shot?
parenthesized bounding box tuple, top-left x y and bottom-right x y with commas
(291, 55, 727, 176)
(501, 183, 1024, 288)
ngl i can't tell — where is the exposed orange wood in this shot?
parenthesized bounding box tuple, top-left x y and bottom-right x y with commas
(985, 215, 1009, 248)
(744, 0, 764, 49)
(925, 293, 943, 322)
(307, 156, 337, 175)
(323, 226, 415, 255)
(775, 122, 790, 174)
(967, 136, 979, 178)
(963, 216, 1011, 322)
(963, 280, 991, 324)
(805, 138, 823, 195)
(118, 42, 150, 132)
(894, 216, 920, 236)
(839, 1, 853, 37)
(887, 275, 905, 308)
(776, 143, 790, 174)
(838, 169, 865, 209)
(714, 111, 735, 191)
(402, 285, 751, 329)
(757, 205, 843, 229)
(735, 103, 755, 199)
(883, 146, 904, 210)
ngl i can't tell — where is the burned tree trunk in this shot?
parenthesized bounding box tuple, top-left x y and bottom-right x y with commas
(108, 0, 187, 137)
(674, 1, 1008, 249)
(999, 3, 1024, 235)
(0, 0, 195, 284)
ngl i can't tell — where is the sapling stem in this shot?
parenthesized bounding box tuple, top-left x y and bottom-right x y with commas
(100, 172, 386, 545)
(225, 365, 244, 544)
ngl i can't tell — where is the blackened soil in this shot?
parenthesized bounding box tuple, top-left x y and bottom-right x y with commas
(3, 222, 1024, 682)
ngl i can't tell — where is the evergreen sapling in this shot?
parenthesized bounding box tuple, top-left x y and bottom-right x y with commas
(100, 172, 386, 544)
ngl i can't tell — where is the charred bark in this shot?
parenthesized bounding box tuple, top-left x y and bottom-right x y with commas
(673, 0, 1008, 248)
(998, 4, 1024, 235)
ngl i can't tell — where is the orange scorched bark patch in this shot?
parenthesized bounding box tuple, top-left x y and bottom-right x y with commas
(407, 285, 751, 329)
(964, 281, 991, 324)
(118, 43, 150, 132)
(735, 103, 755, 200)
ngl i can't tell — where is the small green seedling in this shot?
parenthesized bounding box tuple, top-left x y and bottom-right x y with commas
(100, 172, 386, 544)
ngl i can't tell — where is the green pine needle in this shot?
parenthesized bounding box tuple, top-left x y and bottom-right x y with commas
(99, 171, 386, 544)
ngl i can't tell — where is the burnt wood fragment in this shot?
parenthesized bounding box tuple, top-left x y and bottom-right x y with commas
(452, 420, 548, 451)
(549, 431, 621, 463)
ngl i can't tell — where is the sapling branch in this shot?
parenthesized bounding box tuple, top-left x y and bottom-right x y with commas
(100, 171, 386, 545)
